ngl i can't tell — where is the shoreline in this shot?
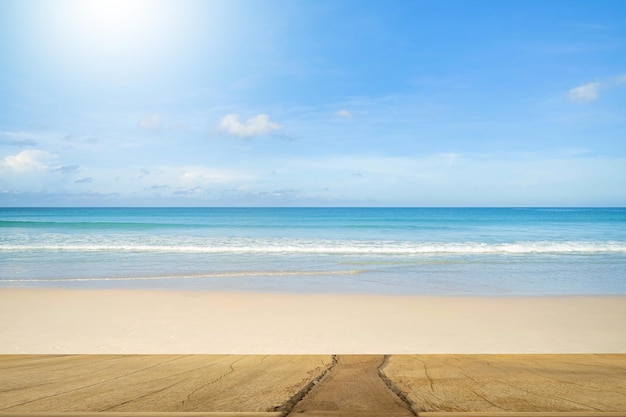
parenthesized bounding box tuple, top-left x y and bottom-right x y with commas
(1, 288, 625, 354)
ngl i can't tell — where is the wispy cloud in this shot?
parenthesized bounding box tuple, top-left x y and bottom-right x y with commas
(136, 113, 190, 135)
(218, 114, 281, 138)
(568, 82, 601, 103)
(180, 166, 246, 184)
(335, 109, 352, 118)
(0, 131, 44, 147)
(53, 164, 80, 174)
(137, 113, 163, 131)
(0, 138, 38, 147)
(63, 134, 99, 144)
(568, 75, 626, 104)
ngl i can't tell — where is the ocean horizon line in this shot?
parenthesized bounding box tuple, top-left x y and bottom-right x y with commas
(2, 205, 626, 209)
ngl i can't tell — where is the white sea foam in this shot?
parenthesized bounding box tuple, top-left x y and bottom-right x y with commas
(0, 269, 363, 283)
(2, 239, 625, 254)
(3, 208, 625, 294)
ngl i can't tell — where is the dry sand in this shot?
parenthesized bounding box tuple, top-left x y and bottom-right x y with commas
(0, 289, 625, 354)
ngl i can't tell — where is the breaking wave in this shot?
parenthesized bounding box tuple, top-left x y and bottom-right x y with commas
(2, 238, 625, 255)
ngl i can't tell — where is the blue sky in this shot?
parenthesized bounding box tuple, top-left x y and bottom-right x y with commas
(1, 0, 625, 206)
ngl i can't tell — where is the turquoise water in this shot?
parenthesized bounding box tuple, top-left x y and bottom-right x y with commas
(1, 207, 625, 295)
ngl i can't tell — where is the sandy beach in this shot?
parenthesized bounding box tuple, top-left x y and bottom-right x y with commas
(0, 289, 625, 354)
(2, 289, 625, 415)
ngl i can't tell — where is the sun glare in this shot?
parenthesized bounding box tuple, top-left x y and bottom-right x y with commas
(66, 0, 159, 50)
(27, 0, 183, 81)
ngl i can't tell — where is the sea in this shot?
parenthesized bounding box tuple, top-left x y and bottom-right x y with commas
(1, 207, 625, 295)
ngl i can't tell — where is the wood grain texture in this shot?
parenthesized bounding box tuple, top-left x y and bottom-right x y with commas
(1, 355, 625, 415)
(0, 355, 332, 413)
(383, 354, 626, 413)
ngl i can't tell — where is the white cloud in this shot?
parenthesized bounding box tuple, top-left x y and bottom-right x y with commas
(335, 109, 352, 118)
(568, 82, 601, 103)
(3, 150, 56, 172)
(568, 75, 626, 104)
(218, 113, 281, 138)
